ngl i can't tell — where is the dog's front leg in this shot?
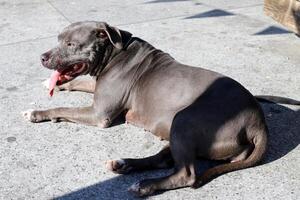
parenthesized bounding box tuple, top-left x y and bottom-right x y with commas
(42, 79, 96, 93)
(22, 106, 111, 128)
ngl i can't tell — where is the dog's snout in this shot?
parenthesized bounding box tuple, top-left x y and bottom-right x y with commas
(41, 54, 49, 62)
(41, 52, 51, 66)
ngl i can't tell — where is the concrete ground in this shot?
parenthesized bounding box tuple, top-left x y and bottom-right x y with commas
(0, 0, 299, 199)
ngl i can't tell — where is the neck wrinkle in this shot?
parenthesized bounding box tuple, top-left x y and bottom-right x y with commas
(93, 46, 122, 78)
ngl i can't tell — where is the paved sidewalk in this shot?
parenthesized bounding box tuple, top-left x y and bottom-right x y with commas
(0, 0, 299, 199)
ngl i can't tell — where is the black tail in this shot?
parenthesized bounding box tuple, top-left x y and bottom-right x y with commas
(255, 95, 300, 105)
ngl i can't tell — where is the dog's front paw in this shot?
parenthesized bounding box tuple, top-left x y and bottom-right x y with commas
(22, 109, 36, 122)
(42, 79, 64, 91)
(22, 109, 48, 123)
(128, 181, 155, 197)
(105, 159, 133, 174)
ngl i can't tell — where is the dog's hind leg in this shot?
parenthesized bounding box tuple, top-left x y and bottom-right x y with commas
(106, 145, 174, 174)
(193, 125, 268, 188)
(128, 126, 198, 196)
(129, 164, 196, 197)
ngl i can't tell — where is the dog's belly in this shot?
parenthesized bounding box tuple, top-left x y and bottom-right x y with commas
(125, 109, 173, 140)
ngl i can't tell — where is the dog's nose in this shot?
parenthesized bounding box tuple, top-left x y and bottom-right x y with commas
(41, 52, 50, 66)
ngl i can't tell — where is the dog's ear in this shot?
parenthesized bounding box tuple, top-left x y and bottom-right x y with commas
(95, 22, 132, 49)
(119, 30, 132, 50)
(105, 25, 123, 49)
(95, 24, 123, 49)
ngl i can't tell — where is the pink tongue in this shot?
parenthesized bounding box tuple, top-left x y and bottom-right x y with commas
(49, 70, 61, 97)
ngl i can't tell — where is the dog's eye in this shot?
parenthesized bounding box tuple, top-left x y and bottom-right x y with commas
(99, 31, 106, 38)
(95, 30, 107, 39)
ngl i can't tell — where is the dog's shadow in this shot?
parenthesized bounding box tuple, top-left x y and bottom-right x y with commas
(260, 103, 300, 163)
(53, 103, 299, 200)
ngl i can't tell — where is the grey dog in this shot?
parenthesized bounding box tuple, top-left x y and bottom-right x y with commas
(22, 21, 299, 196)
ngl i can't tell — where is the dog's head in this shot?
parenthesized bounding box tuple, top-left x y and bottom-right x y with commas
(41, 21, 131, 85)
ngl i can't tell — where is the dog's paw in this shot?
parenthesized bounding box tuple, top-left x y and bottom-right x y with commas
(105, 159, 133, 174)
(22, 109, 47, 123)
(22, 109, 36, 122)
(128, 181, 154, 197)
(42, 79, 63, 91)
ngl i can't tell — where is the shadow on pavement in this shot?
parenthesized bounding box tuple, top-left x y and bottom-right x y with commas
(253, 26, 292, 35)
(53, 169, 173, 200)
(260, 103, 300, 163)
(184, 9, 235, 19)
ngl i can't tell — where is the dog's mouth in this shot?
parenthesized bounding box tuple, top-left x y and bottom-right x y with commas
(49, 62, 88, 96)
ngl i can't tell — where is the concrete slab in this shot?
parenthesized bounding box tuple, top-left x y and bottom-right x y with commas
(0, 0, 69, 45)
(48, 0, 206, 25)
(0, 0, 299, 200)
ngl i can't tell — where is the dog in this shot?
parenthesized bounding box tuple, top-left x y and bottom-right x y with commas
(22, 21, 299, 196)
